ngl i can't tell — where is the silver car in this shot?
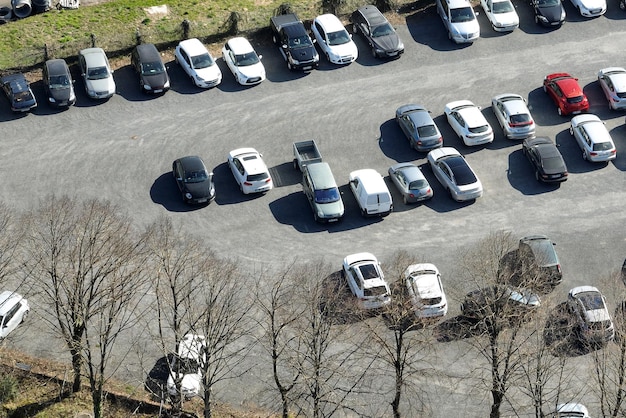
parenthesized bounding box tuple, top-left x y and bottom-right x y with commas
(395, 104, 443, 152)
(597, 67, 626, 110)
(78, 47, 116, 99)
(491, 94, 536, 140)
(567, 286, 614, 344)
(427, 147, 483, 202)
(387, 162, 433, 204)
(569, 114, 616, 162)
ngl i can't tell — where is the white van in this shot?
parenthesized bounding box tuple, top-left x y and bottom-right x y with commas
(349, 169, 393, 217)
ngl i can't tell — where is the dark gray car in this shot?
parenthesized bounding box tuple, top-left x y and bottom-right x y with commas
(350, 5, 404, 58)
(43, 59, 75, 108)
(172, 156, 215, 204)
(396, 104, 443, 152)
(388, 163, 433, 204)
(131, 43, 170, 94)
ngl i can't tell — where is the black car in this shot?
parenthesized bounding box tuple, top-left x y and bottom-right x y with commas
(531, 0, 566, 27)
(1, 73, 37, 113)
(460, 285, 540, 321)
(43, 59, 76, 108)
(131, 43, 170, 94)
(172, 156, 215, 204)
(350, 5, 404, 59)
(522, 136, 568, 183)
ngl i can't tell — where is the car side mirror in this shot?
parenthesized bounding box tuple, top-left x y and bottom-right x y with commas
(312, 38, 316, 44)
(259, 55, 263, 60)
(282, 44, 288, 49)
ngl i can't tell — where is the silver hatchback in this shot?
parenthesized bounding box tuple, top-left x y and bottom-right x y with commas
(491, 94, 536, 140)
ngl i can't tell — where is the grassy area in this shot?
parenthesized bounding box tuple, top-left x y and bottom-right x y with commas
(0, 0, 383, 69)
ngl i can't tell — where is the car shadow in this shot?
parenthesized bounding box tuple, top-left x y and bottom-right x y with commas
(145, 354, 172, 402)
(163, 60, 214, 95)
(211, 162, 268, 205)
(68, 65, 113, 109)
(404, 4, 473, 52)
(611, 125, 626, 171)
(555, 129, 609, 174)
(385, 167, 434, 213)
(269, 162, 301, 188)
(319, 271, 378, 325)
(434, 315, 486, 342)
(149, 172, 210, 212)
(378, 119, 425, 163)
(506, 148, 563, 195)
(350, 33, 392, 67)
(527, 87, 566, 127)
(114, 65, 168, 102)
(543, 302, 608, 357)
(582, 80, 623, 120)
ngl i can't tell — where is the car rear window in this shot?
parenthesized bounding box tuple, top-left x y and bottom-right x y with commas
(364, 286, 388, 297)
(567, 95, 584, 104)
(468, 125, 489, 134)
(541, 157, 564, 171)
(409, 179, 428, 190)
(510, 114, 532, 125)
(247, 173, 269, 182)
(358, 264, 379, 280)
(417, 125, 438, 137)
(593, 142, 613, 151)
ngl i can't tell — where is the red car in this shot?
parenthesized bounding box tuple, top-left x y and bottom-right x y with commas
(543, 73, 589, 116)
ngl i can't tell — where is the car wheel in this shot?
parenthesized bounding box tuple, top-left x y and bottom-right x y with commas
(20, 310, 28, 324)
(293, 159, 299, 170)
(535, 170, 541, 182)
(534, 14, 540, 24)
(325, 52, 330, 62)
(313, 212, 319, 223)
(272, 34, 277, 44)
(582, 151, 588, 161)
(287, 61, 293, 71)
(371, 48, 377, 58)
(569, 127, 574, 136)
(361, 208, 367, 217)
(543, 84, 547, 93)
(621, 0, 625, 10)
(403, 195, 408, 205)
(557, 107, 563, 116)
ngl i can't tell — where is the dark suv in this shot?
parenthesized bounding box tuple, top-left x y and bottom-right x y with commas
(131, 43, 170, 94)
(43, 58, 76, 108)
(350, 5, 404, 59)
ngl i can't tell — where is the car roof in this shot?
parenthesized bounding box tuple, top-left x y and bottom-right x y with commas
(231, 148, 267, 174)
(178, 38, 210, 56)
(344, 252, 377, 267)
(0, 74, 29, 92)
(549, 74, 583, 97)
(306, 162, 337, 189)
(496, 95, 529, 114)
(45, 59, 70, 76)
(392, 163, 425, 181)
(134, 43, 161, 61)
(349, 169, 387, 192)
(520, 235, 558, 265)
(447, 0, 473, 9)
(178, 156, 206, 171)
(314, 13, 345, 32)
(569, 285, 600, 297)
(356, 5, 387, 25)
(456, 106, 487, 128)
(428, 146, 461, 162)
(406, 108, 435, 127)
(604, 70, 626, 92)
(226, 37, 255, 54)
(0, 291, 24, 315)
(80, 47, 108, 67)
(576, 118, 613, 143)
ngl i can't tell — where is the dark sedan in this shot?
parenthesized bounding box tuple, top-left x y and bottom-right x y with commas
(43, 59, 76, 108)
(351, 5, 404, 59)
(532, 0, 566, 26)
(396, 104, 443, 152)
(522, 136, 568, 183)
(1, 73, 37, 113)
(172, 156, 215, 204)
(131, 43, 170, 94)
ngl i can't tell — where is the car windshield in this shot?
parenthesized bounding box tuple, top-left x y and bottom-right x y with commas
(364, 286, 388, 297)
(87, 66, 109, 80)
(450, 7, 475, 23)
(184, 170, 209, 183)
(192, 53, 215, 69)
(372, 23, 394, 37)
(141, 61, 165, 75)
(417, 125, 438, 137)
(493, 0, 514, 12)
(327, 30, 350, 46)
(234, 52, 260, 66)
(409, 179, 429, 190)
(541, 157, 564, 171)
(593, 142, 614, 151)
(567, 95, 584, 104)
(49, 75, 70, 89)
(289, 35, 312, 48)
(579, 292, 604, 310)
(469, 125, 489, 134)
(247, 173, 269, 182)
(14, 91, 31, 102)
(314, 187, 340, 204)
(538, 0, 560, 6)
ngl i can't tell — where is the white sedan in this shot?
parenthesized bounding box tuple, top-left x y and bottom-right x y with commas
(597, 67, 626, 110)
(167, 334, 205, 399)
(0, 290, 30, 339)
(444, 100, 494, 146)
(175, 38, 222, 88)
(311, 13, 358, 65)
(227, 148, 273, 194)
(222, 37, 266, 86)
(480, 0, 519, 31)
(427, 147, 483, 201)
(342, 252, 391, 310)
(570, 0, 606, 16)
(404, 264, 448, 319)
(569, 114, 616, 162)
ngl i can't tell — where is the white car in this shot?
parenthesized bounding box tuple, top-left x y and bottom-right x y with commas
(436, 0, 480, 43)
(342, 253, 391, 309)
(175, 38, 222, 88)
(569, 114, 616, 162)
(597, 67, 626, 110)
(0, 291, 30, 339)
(427, 147, 483, 201)
(555, 403, 590, 418)
(491, 94, 536, 140)
(78, 47, 116, 99)
(311, 13, 358, 65)
(166, 334, 205, 398)
(444, 100, 494, 146)
(404, 264, 448, 319)
(227, 148, 273, 194)
(222, 37, 266, 86)
(570, 0, 606, 16)
(480, 0, 519, 31)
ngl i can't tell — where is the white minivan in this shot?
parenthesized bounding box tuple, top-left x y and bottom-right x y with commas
(349, 169, 393, 217)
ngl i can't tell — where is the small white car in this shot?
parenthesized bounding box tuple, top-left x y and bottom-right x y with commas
(555, 403, 590, 418)
(427, 147, 483, 201)
(480, 0, 519, 31)
(404, 264, 448, 319)
(167, 334, 205, 398)
(436, 0, 480, 43)
(222, 37, 266, 86)
(342, 253, 391, 309)
(597, 67, 626, 110)
(569, 114, 616, 162)
(78, 47, 116, 100)
(311, 13, 358, 65)
(0, 291, 30, 339)
(175, 38, 222, 88)
(491, 94, 536, 140)
(570, 0, 606, 16)
(444, 100, 494, 146)
(227, 148, 273, 194)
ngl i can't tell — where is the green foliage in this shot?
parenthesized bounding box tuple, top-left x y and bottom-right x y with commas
(0, 373, 18, 404)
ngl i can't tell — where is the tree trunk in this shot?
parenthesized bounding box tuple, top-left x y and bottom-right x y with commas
(71, 348, 82, 393)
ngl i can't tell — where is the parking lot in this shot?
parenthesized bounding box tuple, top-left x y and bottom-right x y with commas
(2, 2, 626, 415)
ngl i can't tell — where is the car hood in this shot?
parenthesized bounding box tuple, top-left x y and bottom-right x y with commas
(196, 64, 222, 82)
(329, 41, 358, 57)
(236, 62, 266, 79)
(451, 20, 480, 36)
(579, 0, 605, 9)
(585, 308, 611, 323)
(492, 11, 519, 26)
(290, 45, 317, 61)
(49, 86, 74, 102)
(141, 72, 169, 89)
(86, 76, 115, 94)
(538, 4, 564, 21)
(184, 181, 214, 199)
(315, 199, 344, 217)
(371, 33, 402, 52)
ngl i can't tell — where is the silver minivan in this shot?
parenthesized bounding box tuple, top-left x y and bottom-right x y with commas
(303, 162, 344, 223)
